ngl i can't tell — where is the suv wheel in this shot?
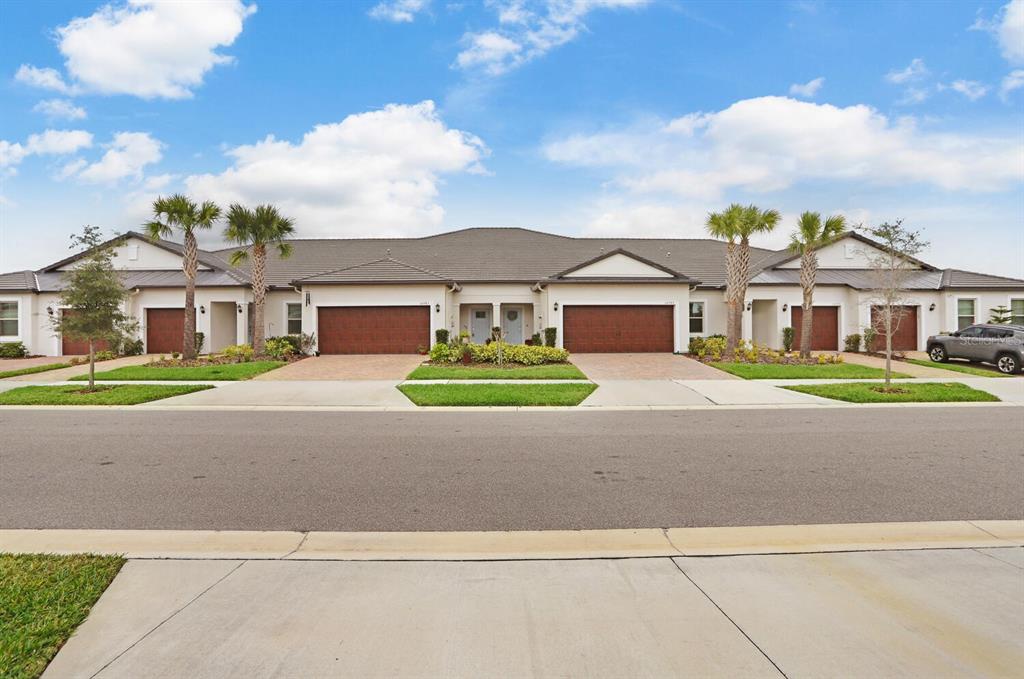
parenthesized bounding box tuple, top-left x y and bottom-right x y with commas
(996, 353, 1021, 375)
(928, 345, 948, 362)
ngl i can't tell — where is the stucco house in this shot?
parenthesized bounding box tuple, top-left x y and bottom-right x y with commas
(2, 227, 1022, 356)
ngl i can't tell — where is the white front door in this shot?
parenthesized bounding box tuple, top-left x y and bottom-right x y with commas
(470, 308, 491, 343)
(503, 306, 523, 344)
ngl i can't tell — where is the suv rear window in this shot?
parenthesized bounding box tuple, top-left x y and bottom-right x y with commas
(982, 327, 1013, 338)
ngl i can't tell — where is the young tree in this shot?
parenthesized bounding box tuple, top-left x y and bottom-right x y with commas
(224, 204, 295, 355)
(789, 211, 847, 358)
(50, 226, 138, 390)
(989, 305, 1012, 324)
(145, 194, 222, 359)
(732, 205, 781, 343)
(705, 204, 745, 359)
(860, 220, 929, 387)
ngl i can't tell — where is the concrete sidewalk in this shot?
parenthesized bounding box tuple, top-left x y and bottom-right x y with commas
(41, 543, 1024, 678)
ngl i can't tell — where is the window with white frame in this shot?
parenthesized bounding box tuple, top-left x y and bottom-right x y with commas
(689, 301, 705, 334)
(1012, 299, 1024, 326)
(286, 303, 302, 334)
(956, 299, 975, 330)
(0, 301, 18, 337)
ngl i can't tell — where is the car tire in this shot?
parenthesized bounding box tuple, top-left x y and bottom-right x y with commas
(995, 353, 1021, 375)
(928, 345, 948, 362)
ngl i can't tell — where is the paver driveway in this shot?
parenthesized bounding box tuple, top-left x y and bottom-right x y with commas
(255, 354, 425, 380)
(571, 353, 736, 380)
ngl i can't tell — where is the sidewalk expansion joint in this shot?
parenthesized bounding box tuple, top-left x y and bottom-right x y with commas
(281, 531, 311, 559)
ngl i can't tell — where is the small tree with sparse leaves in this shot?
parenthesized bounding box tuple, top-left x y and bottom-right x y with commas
(50, 227, 138, 390)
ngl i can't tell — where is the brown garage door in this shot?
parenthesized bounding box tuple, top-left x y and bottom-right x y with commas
(870, 305, 918, 351)
(563, 305, 674, 353)
(147, 308, 189, 354)
(790, 306, 839, 351)
(61, 309, 110, 356)
(318, 306, 430, 354)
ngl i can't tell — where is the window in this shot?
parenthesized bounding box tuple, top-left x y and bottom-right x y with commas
(957, 299, 975, 331)
(689, 301, 705, 334)
(1012, 299, 1024, 326)
(958, 325, 984, 338)
(0, 301, 18, 337)
(286, 303, 302, 334)
(981, 327, 1012, 339)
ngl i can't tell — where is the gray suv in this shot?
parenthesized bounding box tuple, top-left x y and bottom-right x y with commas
(927, 324, 1024, 374)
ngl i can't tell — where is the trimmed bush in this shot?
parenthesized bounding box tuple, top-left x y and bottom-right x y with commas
(435, 328, 450, 345)
(194, 331, 205, 353)
(544, 327, 557, 348)
(530, 332, 542, 345)
(688, 336, 706, 355)
(467, 342, 570, 365)
(429, 342, 453, 363)
(267, 334, 302, 354)
(264, 337, 296, 359)
(120, 338, 144, 356)
(782, 326, 795, 352)
(222, 343, 254, 363)
(862, 327, 877, 352)
(844, 333, 862, 353)
(0, 341, 28, 358)
(94, 350, 117, 361)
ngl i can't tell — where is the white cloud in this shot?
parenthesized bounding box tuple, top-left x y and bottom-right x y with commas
(143, 173, 177, 190)
(183, 101, 487, 237)
(55, 158, 88, 180)
(885, 58, 928, 84)
(544, 96, 1023, 199)
(1000, 69, 1024, 99)
(32, 98, 87, 120)
(368, 0, 429, 22)
(947, 79, 989, 101)
(76, 132, 164, 183)
(16, 0, 255, 100)
(14, 65, 73, 94)
(896, 86, 930, 106)
(788, 76, 824, 98)
(972, 0, 1024, 65)
(454, 0, 649, 76)
(0, 129, 93, 172)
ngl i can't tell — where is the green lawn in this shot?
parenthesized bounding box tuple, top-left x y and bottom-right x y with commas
(0, 363, 71, 380)
(0, 553, 124, 679)
(70, 360, 284, 381)
(406, 363, 587, 380)
(783, 382, 999, 403)
(398, 382, 597, 406)
(710, 362, 913, 380)
(904, 358, 1010, 377)
(0, 384, 213, 406)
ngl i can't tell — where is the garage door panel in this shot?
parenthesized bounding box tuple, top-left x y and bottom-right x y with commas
(318, 306, 429, 354)
(870, 305, 918, 351)
(564, 305, 674, 353)
(61, 309, 111, 356)
(790, 306, 839, 351)
(146, 308, 191, 354)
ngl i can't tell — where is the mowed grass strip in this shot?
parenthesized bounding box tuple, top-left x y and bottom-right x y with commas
(710, 362, 912, 380)
(407, 363, 587, 380)
(0, 384, 213, 405)
(398, 382, 597, 406)
(70, 360, 284, 381)
(904, 358, 1011, 377)
(0, 363, 71, 380)
(0, 553, 124, 679)
(783, 382, 999, 403)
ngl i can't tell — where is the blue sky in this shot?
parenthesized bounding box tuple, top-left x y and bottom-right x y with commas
(1, 0, 1022, 276)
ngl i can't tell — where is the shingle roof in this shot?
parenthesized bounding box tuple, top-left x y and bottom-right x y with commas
(750, 268, 945, 290)
(0, 270, 36, 291)
(33, 270, 246, 292)
(296, 257, 448, 284)
(941, 269, 1024, 289)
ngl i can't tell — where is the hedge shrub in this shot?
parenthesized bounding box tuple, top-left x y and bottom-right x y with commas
(468, 342, 569, 365)
(0, 341, 28, 358)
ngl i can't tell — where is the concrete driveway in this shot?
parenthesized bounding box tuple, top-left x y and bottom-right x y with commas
(255, 354, 424, 380)
(571, 353, 736, 380)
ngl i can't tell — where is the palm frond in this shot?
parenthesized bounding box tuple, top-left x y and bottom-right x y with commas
(228, 249, 249, 267)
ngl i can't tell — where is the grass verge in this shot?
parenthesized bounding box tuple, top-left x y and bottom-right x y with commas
(70, 361, 284, 381)
(903, 358, 1010, 377)
(0, 363, 71, 380)
(0, 384, 214, 406)
(0, 553, 124, 679)
(710, 362, 912, 380)
(406, 363, 587, 380)
(783, 382, 999, 403)
(398, 382, 597, 406)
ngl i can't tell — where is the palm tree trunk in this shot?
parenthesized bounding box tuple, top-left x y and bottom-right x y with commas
(734, 238, 751, 347)
(724, 242, 738, 359)
(183, 231, 198, 360)
(252, 244, 267, 355)
(799, 252, 816, 359)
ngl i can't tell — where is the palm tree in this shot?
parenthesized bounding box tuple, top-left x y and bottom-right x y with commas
(789, 211, 847, 358)
(146, 194, 221, 359)
(705, 204, 746, 358)
(224, 204, 295, 355)
(732, 205, 781, 343)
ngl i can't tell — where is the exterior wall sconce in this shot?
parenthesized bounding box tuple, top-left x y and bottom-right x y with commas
(305, 291, 311, 307)
(237, 303, 243, 314)
(782, 303, 788, 312)
(199, 305, 206, 314)
(435, 303, 441, 312)
(46, 306, 54, 316)
(745, 301, 752, 311)
(553, 302, 559, 311)
(929, 303, 936, 311)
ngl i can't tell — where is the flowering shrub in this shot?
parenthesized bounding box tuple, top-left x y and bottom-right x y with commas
(264, 337, 296, 359)
(468, 342, 570, 365)
(429, 342, 454, 363)
(222, 343, 254, 363)
(693, 337, 843, 365)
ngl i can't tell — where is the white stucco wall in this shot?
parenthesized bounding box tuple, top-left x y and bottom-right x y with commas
(55, 237, 208, 272)
(776, 239, 922, 270)
(564, 254, 673, 278)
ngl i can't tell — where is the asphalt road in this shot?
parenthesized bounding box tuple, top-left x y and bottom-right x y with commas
(1, 408, 1021, 531)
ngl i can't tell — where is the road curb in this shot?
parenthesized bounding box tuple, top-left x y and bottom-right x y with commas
(2, 521, 1019, 561)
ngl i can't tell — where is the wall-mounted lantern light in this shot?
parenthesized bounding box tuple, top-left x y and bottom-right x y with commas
(305, 291, 311, 307)
(199, 305, 206, 314)
(745, 301, 752, 311)
(782, 303, 788, 312)
(237, 303, 243, 314)
(46, 306, 54, 316)
(929, 303, 936, 311)
(553, 302, 559, 311)
(435, 303, 441, 312)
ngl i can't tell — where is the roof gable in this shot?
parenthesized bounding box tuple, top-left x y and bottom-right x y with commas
(555, 249, 691, 281)
(44, 232, 217, 273)
(772, 232, 934, 271)
(295, 257, 448, 285)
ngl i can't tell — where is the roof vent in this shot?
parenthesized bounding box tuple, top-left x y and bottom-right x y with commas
(386, 248, 391, 257)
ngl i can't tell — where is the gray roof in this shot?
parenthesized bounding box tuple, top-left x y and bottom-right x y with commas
(0, 270, 35, 291)
(750, 268, 945, 290)
(33, 270, 246, 292)
(941, 269, 1024, 290)
(298, 257, 448, 284)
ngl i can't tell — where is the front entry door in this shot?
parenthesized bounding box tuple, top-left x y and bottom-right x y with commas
(470, 309, 491, 343)
(503, 307, 523, 344)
